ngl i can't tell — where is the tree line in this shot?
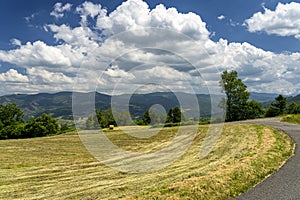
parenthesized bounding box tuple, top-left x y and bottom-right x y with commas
(0, 103, 60, 139)
(220, 70, 300, 122)
(85, 106, 184, 129)
(1, 70, 299, 138)
(87, 70, 300, 128)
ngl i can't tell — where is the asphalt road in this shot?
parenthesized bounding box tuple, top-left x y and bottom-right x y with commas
(235, 118, 300, 200)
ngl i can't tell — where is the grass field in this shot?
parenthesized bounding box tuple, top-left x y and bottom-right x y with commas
(281, 114, 300, 124)
(0, 124, 294, 199)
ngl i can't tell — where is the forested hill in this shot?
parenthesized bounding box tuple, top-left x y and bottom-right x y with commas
(288, 94, 300, 104)
(0, 91, 282, 120)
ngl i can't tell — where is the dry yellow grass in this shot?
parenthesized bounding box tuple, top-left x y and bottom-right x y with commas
(0, 124, 294, 199)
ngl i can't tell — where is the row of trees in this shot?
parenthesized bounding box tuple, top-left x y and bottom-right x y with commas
(220, 70, 300, 121)
(86, 109, 117, 129)
(266, 95, 300, 117)
(0, 103, 60, 139)
(138, 107, 183, 125)
(86, 106, 184, 129)
(86, 70, 299, 128)
(220, 70, 264, 121)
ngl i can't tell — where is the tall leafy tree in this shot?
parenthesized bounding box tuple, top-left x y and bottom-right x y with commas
(266, 94, 287, 117)
(167, 107, 182, 123)
(0, 103, 25, 139)
(286, 102, 300, 114)
(220, 70, 250, 121)
(172, 107, 182, 123)
(143, 110, 151, 125)
(274, 94, 287, 114)
(244, 100, 265, 119)
(95, 109, 117, 128)
(0, 103, 24, 126)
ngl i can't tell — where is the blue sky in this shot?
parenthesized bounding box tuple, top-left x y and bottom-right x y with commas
(0, 0, 300, 95)
(1, 0, 298, 52)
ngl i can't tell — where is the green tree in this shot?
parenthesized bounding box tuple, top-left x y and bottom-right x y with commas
(23, 114, 60, 138)
(244, 100, 265, 119)
(0, 103, 24, 126)
(220, 70, 250, 121)
(142, 109, 167, 125)
(166, 107, 182, 123)
(143, 110, 151, 125)
(86, 114, 99, 129)
(114, 111, 132, 126)
(95, 109, 117, 128)
(166, 108, 173, 123)
(0, 103, 25, 139)
(172, 107, 182, 123)
(286, 102, 300, 114)
(274, 95, 287, 114)
(266, 94, 287, 117)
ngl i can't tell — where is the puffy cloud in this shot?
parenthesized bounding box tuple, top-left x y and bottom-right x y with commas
(76, 1, 107, 25)
(214, 40, 300, 94)
(46, 24, 99, 49)
(1, 0, 300, 96)
(27, 68, 73, 84)
(217, 15, 225, 20)
(0, 41, 72, 68)
(50, 2, 72, 19)
(96, 0, 210, 41)
(0, 69, 29, 83)
(0, 68, 75, 95)
(245, 2, 300, 39)
(135, 65, 193, 82)
(10, 38, 21, 47)
(103, 65, 135, 80)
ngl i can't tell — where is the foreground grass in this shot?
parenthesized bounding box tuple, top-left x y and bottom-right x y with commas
(0, 124, 294, 199)
(281, 114, 300, 124)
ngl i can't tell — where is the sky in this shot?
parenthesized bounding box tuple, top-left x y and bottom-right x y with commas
(0, 0, 300, 96)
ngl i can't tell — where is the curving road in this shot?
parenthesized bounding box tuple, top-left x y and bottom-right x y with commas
(235, 118, 300, 200)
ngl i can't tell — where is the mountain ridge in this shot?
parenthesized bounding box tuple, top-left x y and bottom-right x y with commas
(0, 91, 290, 120)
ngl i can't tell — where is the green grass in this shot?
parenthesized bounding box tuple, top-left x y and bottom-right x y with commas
(281, 114, 300, 124)
(0, 124, 294, 199)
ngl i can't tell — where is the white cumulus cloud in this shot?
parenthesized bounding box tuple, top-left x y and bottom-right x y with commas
(245, 2, 300, 39)
(0, 0, 300, 96)
(50, 2, 72, 19)
(0, 41, 72, 69)
(96, 0, 210, 41)
(76, 1, 107, 25)
(217, 15, 225, 20)
(0, 69, 29, 83)
(10, 38, 21, 47)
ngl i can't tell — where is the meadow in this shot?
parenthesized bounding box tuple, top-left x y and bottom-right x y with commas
(0, 124, 294, 199)
(281, 114, 300, 125)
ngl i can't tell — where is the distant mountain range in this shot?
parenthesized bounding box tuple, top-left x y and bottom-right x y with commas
(248, 92, 278, 103)
(0, 91, 298, 120)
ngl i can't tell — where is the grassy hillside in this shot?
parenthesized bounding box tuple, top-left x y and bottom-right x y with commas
(281, 114, 300, 124)
(0, 124, 293, 199)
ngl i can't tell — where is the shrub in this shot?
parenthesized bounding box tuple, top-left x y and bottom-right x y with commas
(23, 114, 60, 138)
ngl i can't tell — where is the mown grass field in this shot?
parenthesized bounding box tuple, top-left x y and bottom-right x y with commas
(0, 124, 294, 199)
(281, 114, 300, 124)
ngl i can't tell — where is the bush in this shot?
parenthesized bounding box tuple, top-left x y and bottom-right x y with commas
(23, 114, 61, 138)
(286, 102, 300, 114)
(0, 123, 25, 139)
(0, 104, 62, 140)
(266, 106, 281, 117)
